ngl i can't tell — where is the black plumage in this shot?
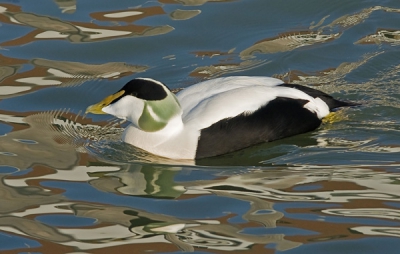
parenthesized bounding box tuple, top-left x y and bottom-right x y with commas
(196, 97, 322, 159)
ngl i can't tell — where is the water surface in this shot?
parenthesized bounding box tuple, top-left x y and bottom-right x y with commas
(1, 0, 400, 253)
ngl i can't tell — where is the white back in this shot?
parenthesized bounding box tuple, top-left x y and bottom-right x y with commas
(177, 76, 283, 118)
(176, 76, 329, 131)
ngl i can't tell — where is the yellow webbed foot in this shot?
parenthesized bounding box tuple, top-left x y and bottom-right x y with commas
(322, 111, 348, 124)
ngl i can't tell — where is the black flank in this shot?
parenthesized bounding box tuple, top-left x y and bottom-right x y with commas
(279, 83, 358, 110)
(111, 79, 168, 104)
(195, 97, 322, 159)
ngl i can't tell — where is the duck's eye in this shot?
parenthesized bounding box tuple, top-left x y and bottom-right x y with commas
(130, 91, 138, 97)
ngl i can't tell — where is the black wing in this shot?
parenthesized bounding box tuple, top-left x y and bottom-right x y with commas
(195, 97, 322, 159)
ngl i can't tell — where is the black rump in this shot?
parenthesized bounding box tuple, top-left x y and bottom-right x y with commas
(279, 83, 358, 110)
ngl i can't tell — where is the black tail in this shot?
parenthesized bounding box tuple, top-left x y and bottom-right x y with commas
(328, 99, 360, 110)
(278, 83, 360, 110)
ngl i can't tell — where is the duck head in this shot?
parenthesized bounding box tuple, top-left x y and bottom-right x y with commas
(86, 78, 182, 132)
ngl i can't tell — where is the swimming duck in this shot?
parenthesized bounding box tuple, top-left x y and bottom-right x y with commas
(86, 76, 355, 159)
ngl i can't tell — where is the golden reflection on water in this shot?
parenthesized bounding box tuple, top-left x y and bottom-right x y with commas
(52, 0, 76, 14)
(0, 112, 78, 171)
(356, 29, 400, 45)
(240, 32, 340, 59)
(0, 4, 174, 45)
(274, 52, 383, 85)
(0, 54, 147, 99)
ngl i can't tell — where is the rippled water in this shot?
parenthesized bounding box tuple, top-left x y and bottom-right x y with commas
(1, 0, 400, 253)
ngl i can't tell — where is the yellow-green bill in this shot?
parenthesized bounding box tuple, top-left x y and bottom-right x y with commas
(85, 90, 125, 114)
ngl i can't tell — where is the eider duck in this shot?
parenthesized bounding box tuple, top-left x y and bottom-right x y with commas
(86, 76, 355, 159)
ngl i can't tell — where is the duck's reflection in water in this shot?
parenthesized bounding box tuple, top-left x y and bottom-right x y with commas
(4, 158, 400, 252)
(0, 166, 302, 252)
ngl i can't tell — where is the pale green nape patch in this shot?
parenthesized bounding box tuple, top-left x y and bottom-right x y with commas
(138, 93, 182, 132)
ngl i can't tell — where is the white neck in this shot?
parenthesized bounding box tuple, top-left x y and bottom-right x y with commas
(121, 114, 199, 159)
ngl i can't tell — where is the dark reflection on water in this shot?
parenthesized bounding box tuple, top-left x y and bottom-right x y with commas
(1, 0, 400, 253)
